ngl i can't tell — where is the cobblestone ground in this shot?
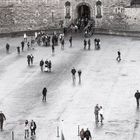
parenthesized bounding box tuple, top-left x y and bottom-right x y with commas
(0, 34, 140, 140)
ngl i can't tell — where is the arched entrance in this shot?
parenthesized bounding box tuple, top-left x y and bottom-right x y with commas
(77, 4, 91, 19)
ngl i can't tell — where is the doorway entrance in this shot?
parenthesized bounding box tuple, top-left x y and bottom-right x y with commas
(77, 4, 91, 19)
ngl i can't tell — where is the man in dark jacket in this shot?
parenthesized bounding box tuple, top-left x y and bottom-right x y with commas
(40, 59, 44, 72)
(69, 35, 72, 47)
(0, 111, 6, 131)
(6, 43, 10, 53)
(21, 41, 25, 51)
(84, 128, 91, 140)
(134, 90, 140, 108)
(71, 67, 76, 83)
(42, 87, 47, 101)
(30, 120, 36, 136)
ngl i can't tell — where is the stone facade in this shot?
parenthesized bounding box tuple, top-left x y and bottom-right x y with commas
(0, 0, 140, 34)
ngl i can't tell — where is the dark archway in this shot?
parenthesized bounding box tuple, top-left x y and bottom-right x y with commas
(77, 5, 91, 19)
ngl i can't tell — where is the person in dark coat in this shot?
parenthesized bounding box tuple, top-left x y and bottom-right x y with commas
(94, 104, 100, 123)
(134, 90, 140, 108)
(30, 54, 34, 65)
(48, 60, 52, 72)
(27, 54, 31, 66)
(116, 50, 121, 62)
(84, 128, 91, 140)
(71, 67, 76, 84)
(0, 111, 6, 131)
(21, 41, 25, 51)
(52, 44, 55, 54)
(30, 120, 36, 136)
(42, 87, 47, 101)
(78, 69, 82, 84)
(40, 59, 44, 72)
(80, 128, 85, 140)
(17, 46, 20, 54)
(84, 39, 87, 50)
(88, 39, 91, 50)
(6, 43, 10, 53)
(69, 35, 72, 47)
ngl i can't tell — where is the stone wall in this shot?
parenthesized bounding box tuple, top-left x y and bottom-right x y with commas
(1, 0, 140, 35)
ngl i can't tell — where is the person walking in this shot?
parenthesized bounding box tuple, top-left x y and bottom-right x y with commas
(94, 104, 100, 123)
(24, 120, 29, 139)
(84, 128, 91, 140)
(24, 33, 27, 42)
(30, 120, 36, 137)
(80, 128, 85, 140)
(61, 38, 65, 50)
(27, 54, 31, 66)
(134, 90, 140, 108)
(69, 35, 72, 47)
(6, 43, 10, 53)
(84, 39, 87, 50)
(99, 106, 104, 124)
(17, 46, 20, 54)
(27, 42, 30, 50)
(0, 111, 6, 131)
(71, 67, 76, 84)
(40, 59, 44, 72)
(21, 41, 25, 51)
(78, 69, 82, 84)
(116, 50, 121, 62)
(88, 39, 91, 50)
(48, 60, 52, 72)
(30, 54, 34, 65)
(42, 87, 47, 102)
(52, 44, 55, 54)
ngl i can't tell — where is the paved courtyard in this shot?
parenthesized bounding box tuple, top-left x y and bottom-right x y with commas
(0, 34, 140, 140)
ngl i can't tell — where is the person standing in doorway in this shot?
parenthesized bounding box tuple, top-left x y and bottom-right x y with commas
(42, 87, 47, 102)
(0, 111, 6, 131)
(134, 90, 140, 108)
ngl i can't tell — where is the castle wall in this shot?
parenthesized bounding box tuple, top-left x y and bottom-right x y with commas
(0, 0, 140, 35)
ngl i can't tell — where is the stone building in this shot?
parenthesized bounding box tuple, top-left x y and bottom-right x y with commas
(0, 0, 140, 34)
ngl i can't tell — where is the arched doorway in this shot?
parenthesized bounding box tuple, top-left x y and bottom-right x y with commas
(77, 4, 91, 19)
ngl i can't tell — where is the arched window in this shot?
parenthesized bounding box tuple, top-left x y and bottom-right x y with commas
(65, 1, 71, 19)
(96, 0, 102, 18)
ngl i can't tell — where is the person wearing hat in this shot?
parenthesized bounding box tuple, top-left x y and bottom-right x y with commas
(0, 111, 6, 131)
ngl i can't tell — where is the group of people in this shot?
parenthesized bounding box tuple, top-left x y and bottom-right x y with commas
(24, 120, 37, 139)
(39, 59, 52, 72)
(71, 67, 82, 84)
(94, 104, 104, 125)
(84, 39, 91, 50)
(80, 128, 91, 140)
(27, 54, 34, 66)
